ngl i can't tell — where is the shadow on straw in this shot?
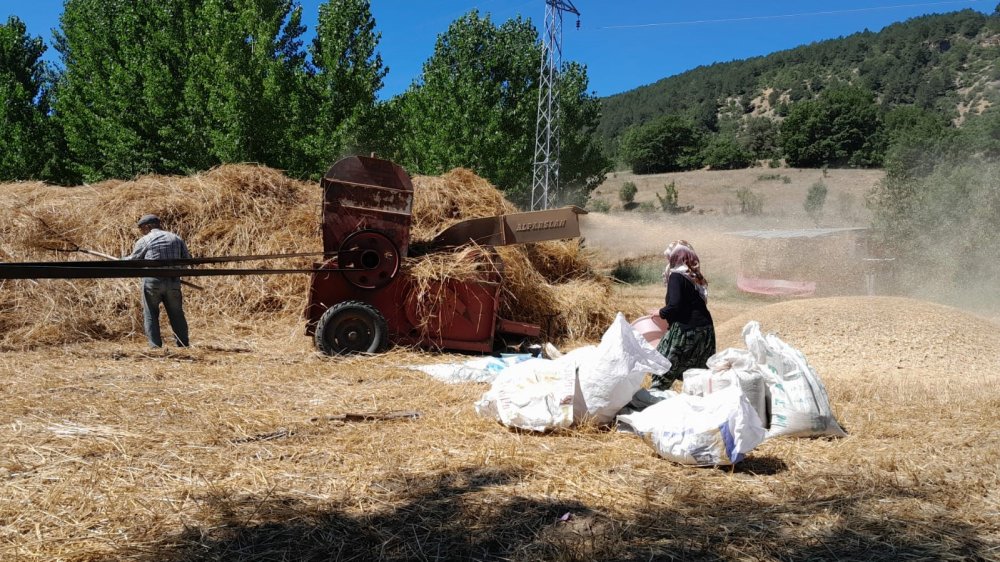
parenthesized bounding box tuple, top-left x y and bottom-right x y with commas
(111, 465, 990, 562)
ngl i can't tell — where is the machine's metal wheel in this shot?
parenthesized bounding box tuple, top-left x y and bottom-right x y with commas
(338, 230, 400, 289)
(314, 301, 388, 355)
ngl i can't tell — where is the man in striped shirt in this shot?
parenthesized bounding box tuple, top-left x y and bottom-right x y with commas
(124, 214, 191, 348)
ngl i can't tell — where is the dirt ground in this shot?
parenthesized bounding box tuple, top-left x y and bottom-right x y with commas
(2, 168, 1000, 561)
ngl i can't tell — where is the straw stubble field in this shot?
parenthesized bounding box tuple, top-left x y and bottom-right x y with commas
(2, 166, 999, 561)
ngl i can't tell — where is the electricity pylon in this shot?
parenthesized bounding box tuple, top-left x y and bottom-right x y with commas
(531, 0, 579, 210)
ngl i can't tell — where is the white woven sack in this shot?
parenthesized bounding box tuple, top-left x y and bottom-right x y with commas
(474, 358, 577, 432)
(617, 385, 766, 466)
(742, 321, 847, 439)
(570, 312, 673, 424)
(681, 348, 771, 429)
(679, 369, 714, 395)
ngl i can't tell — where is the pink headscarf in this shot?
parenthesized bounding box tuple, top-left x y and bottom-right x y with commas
(663, 240, 708, 301)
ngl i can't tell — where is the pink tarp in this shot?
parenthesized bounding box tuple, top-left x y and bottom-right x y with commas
(736, 275, 816, 297)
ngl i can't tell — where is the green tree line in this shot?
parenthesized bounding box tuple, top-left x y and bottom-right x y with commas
(0, 2, 609, 207)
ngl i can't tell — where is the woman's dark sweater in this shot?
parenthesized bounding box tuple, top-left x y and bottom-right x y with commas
(658, 272, 713, 328)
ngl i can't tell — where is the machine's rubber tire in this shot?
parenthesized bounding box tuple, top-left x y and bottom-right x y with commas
(314, 300, 388, 355)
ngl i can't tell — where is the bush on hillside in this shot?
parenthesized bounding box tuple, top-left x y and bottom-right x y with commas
(804, 181, 828, 223)
(736, 187, 764, 215)
(656, 181, 677, 212)
(701, 136, 755, 170)
(655, 181, 692, 214)
(618, 115, 703, 174)
(587, 198, 610, 213)
(780, 85, 885, 168)
(619, 181, 638, 203)
(738, 116, 781, 161)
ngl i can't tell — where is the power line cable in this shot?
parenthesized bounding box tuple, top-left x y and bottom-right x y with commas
(599, 0, 987, 29)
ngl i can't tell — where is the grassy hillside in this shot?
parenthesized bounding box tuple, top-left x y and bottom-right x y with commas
(588, 167, 881, 224)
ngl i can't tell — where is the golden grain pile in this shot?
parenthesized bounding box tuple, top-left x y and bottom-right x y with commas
(0, 165, 632, 349)
(716, 295, 1000, 379)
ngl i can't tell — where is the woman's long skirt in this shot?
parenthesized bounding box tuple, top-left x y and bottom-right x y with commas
(653, 323, 716, 390)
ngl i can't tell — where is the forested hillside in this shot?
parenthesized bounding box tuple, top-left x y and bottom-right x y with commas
(599, 9, 1000, 148)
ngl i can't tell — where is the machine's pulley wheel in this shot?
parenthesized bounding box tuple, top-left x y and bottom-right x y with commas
(314, 300, 388, 355)
(338, 230, 400, 289)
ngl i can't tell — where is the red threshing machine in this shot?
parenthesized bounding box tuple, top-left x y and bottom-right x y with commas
(304, 155, 586, 356)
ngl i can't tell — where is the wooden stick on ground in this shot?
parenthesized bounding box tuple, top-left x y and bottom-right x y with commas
(310, 410, 422, 423)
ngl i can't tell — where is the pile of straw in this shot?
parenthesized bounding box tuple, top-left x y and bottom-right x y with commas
(0, 166, 319, 348)
(411, 168, 631, 342)
(1, 164, 630, 348)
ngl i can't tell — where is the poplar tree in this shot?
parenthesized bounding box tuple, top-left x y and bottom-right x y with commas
(55, 1, 199, 180)
(297, 0, 387, 175)
(183, 0, 310, 170)
(54, 0, 311, 181)
(0, 16, 53, 181)
(396, 11, 539, 197)
(396, 11, 607, 206)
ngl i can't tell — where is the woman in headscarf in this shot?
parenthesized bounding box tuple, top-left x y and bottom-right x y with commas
(653, 240, 715, 389)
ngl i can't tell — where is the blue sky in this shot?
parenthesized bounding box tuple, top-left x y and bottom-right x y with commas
(2, 0, 995, 99)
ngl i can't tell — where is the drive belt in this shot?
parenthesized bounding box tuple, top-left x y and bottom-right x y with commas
(0, 251, 368, 280)
(7, 251, 329, 268)
(0, 265, 331, 280)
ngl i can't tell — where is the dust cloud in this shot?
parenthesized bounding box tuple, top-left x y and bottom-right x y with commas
(581, 163, 1000, 323)
(580, 211, 863, 293)
(863, 157, 1000, 320)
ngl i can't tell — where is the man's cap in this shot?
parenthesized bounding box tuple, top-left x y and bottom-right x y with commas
(137, 214, 161, 227)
